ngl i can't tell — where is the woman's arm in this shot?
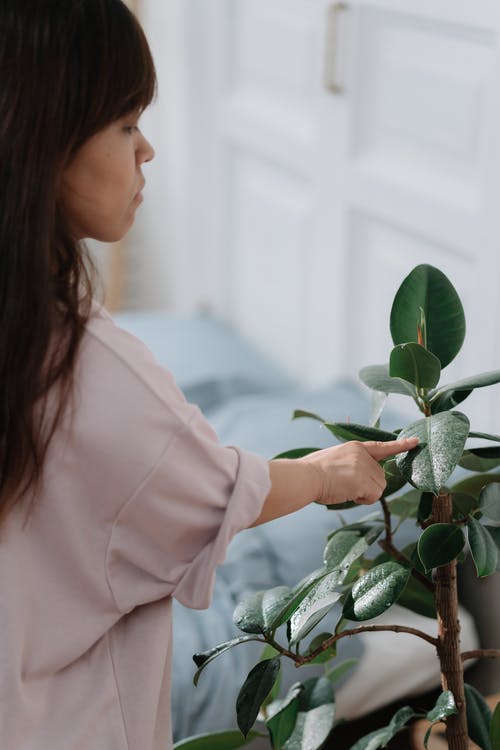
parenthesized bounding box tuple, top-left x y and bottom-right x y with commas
(251, 437, 418, 526)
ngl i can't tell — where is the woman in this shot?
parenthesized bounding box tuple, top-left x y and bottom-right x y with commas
(0, 2, 417, 747)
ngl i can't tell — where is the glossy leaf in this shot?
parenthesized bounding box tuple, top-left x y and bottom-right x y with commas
(382, 458, 408, 498)
(464, 683, 492, 750)
(349, 706, 416, 750)
(452, 493, 477, 520)
(293, 409, 325, 423)
(418, 524, 465, 571)
(478, 483, 500, 521)
(270, 570, 328, 630)
(397, 575, 436, 619)
(323, 422, 398, 443)
(431, 388, 472, 414)
(359, 363, 416, 396)
(388, 489, 421, 520)
(424, 691, 458, 748)
(390, 264, 465, 368)
(426, 690, 458, 723)
(396, 411, 469, 494)
(236, 658, 281, 737)
(288, 572, 343, 645)
(193, 636, 262, 686)
(283, 677, 335, 750)
(173, 730, 262, 750)
(490, 701, 500, 749)
(431, 370, 500, 414)
(232, 587, 296, 635)
(305, 632, 337, 664)
(266, 683, 302, 749)
(343, 562, 411, 621)
(389, 342, 441, 389)
(485, 525, 500, 571)
(418, 492, 434, 522)
(468, 517, 498, 577)
(459, 450, 500, 473)
(469, 431, 500, 442)
(323, 525, 383, 573)
(452, 473, 500, 499)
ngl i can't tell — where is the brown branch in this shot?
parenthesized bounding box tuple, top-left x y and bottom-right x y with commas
(295, 623, 438, 666)
(461, 649, 500, 662)
(378, 497, 435, 593)
(380, 496, 393, 545)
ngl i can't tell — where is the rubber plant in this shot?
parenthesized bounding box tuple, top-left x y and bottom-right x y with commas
(175, 265, 500, 750)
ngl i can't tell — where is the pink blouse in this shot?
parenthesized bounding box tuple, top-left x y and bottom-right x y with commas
(0, 302, 271, 749)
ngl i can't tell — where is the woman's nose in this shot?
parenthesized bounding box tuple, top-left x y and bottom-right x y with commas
(140, 134, 155, 164)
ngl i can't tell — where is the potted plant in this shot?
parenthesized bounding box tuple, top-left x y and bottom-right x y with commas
(175, 265, 500, 750)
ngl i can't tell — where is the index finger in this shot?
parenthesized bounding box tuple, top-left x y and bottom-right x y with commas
(363, 437, 420, 461)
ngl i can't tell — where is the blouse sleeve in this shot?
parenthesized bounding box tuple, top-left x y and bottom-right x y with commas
(105, 405, 271, 612)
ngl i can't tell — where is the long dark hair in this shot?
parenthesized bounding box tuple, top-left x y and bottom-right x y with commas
(0, 0, 156, 525)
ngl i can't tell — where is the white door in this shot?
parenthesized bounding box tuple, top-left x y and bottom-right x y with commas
(186, 0, 500, 429)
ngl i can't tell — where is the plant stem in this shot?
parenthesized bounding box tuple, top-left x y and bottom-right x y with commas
(433, 493, 469, 750)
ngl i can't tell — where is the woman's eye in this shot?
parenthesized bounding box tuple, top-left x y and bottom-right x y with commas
(124, 125, 139, 135)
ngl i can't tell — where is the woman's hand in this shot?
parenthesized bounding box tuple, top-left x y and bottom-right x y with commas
(252, 437, 419, 527)
(298, 438, 419, 506)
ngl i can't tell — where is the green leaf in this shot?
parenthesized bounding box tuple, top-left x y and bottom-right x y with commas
(173, 730, 262, 750)
(417, 524, 465, 572)
(283, 677, 335, 750)
(288, 572, 343, 645)
(396, 411, 469, 494)
(236, 657, 281, 737)
(273, 447, 320, 460)
(390, 264, 465, 368)
(232, 587, 295, 635)
(426, 690, 458, 723)
(452, 492, 477, 520)
(431, 370, 500, 414)
(459, 450, 500, 473)
(388, 489, 421, 520)
(349, 706, 417, 750)
(323, 525, 383, 573)
(266, 683, 302, 749)
(270, 570, 328, 630)
(343, 562, 411, 621)
(382, 458, 408, 498)
(464, 683, 493, 750)
(485, 525, 500, 569)
(389, 342, 441, 389)
(418, 492, 434, 522)
(305, 632, 337, 664)
(193, 636, 263, 686)
(397, 575, 436, 619)
(292, 409, 325, 423)
(423, 691, 458, 748)
(431, 389, 472, 414)
(452, 473, 500, 499)
(359, 364, 416, 396)
(469, 431, 500, 442)
(323, 422, 398, 443)
(490, 700, 500, 749)
(478, 483, 500, 521)
(325, 657, 358, 684)
(468, 517, 498, 577)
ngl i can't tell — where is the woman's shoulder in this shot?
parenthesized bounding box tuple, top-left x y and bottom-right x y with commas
(78, 299, 197, 431)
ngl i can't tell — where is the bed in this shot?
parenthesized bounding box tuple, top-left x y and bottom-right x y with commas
(112, 308, 487, 743)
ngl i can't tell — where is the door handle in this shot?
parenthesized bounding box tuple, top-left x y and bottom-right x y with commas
(324, 2, 348, 94)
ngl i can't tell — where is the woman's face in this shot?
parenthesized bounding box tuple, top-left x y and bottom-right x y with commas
(59, 111, 155, 242)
